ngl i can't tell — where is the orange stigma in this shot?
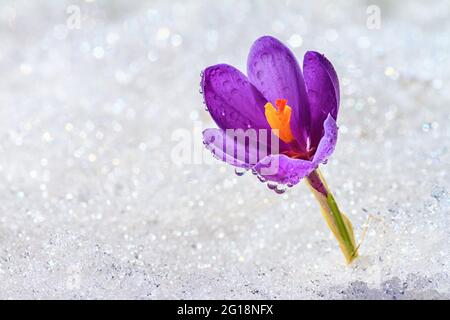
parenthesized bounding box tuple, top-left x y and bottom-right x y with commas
(264, 99, 295, 143)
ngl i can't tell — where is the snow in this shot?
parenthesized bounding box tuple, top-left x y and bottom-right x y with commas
(0, 0, 448, 299)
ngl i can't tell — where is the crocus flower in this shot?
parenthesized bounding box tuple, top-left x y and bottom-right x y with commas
(201, 36, 358, 264)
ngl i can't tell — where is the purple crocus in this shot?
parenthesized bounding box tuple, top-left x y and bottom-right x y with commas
(201, 36, 358, 264)
(201, 36, 339, 187)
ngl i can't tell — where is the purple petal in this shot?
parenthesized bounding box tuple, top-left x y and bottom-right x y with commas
(253, 154, 315, 186)
(201, 64, 270, 131)
(303, 51, 340, 148)
(247, 36, 310, 151)
(252, 114, 338, 186)
(203, 128, 280, 168)
(312, 114, 339, 165)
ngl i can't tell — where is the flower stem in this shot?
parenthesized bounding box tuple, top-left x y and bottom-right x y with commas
(305, 169, 358, 264)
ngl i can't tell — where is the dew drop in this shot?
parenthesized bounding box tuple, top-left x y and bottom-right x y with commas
(235, 167, 246, 176)
(274, 184, 287, 194)
(267, 181, 277, 190)
(256, 70, 264, 80)
(222, 80, 232, 91)
(261, 53, 271, 63)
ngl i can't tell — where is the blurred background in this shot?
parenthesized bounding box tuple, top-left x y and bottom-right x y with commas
(0, 0, 448, 299)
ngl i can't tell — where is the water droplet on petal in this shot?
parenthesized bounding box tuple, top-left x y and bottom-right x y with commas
(267, 181, 277, 190)
(275, 184, 287, 194)
(261, 53, 271, 63)
(222, 80, 232, 91)
(257, 175, 267, 183)
(256, 70, 264, 80)
(234, 167, 246, 176)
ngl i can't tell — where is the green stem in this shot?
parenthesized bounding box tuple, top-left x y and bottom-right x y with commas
(305, 169, 358, 264)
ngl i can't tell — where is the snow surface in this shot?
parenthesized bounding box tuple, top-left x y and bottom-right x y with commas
(0, 0, 448, 299)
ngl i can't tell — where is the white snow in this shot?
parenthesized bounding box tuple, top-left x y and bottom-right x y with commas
(0, 0, 448, 299)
